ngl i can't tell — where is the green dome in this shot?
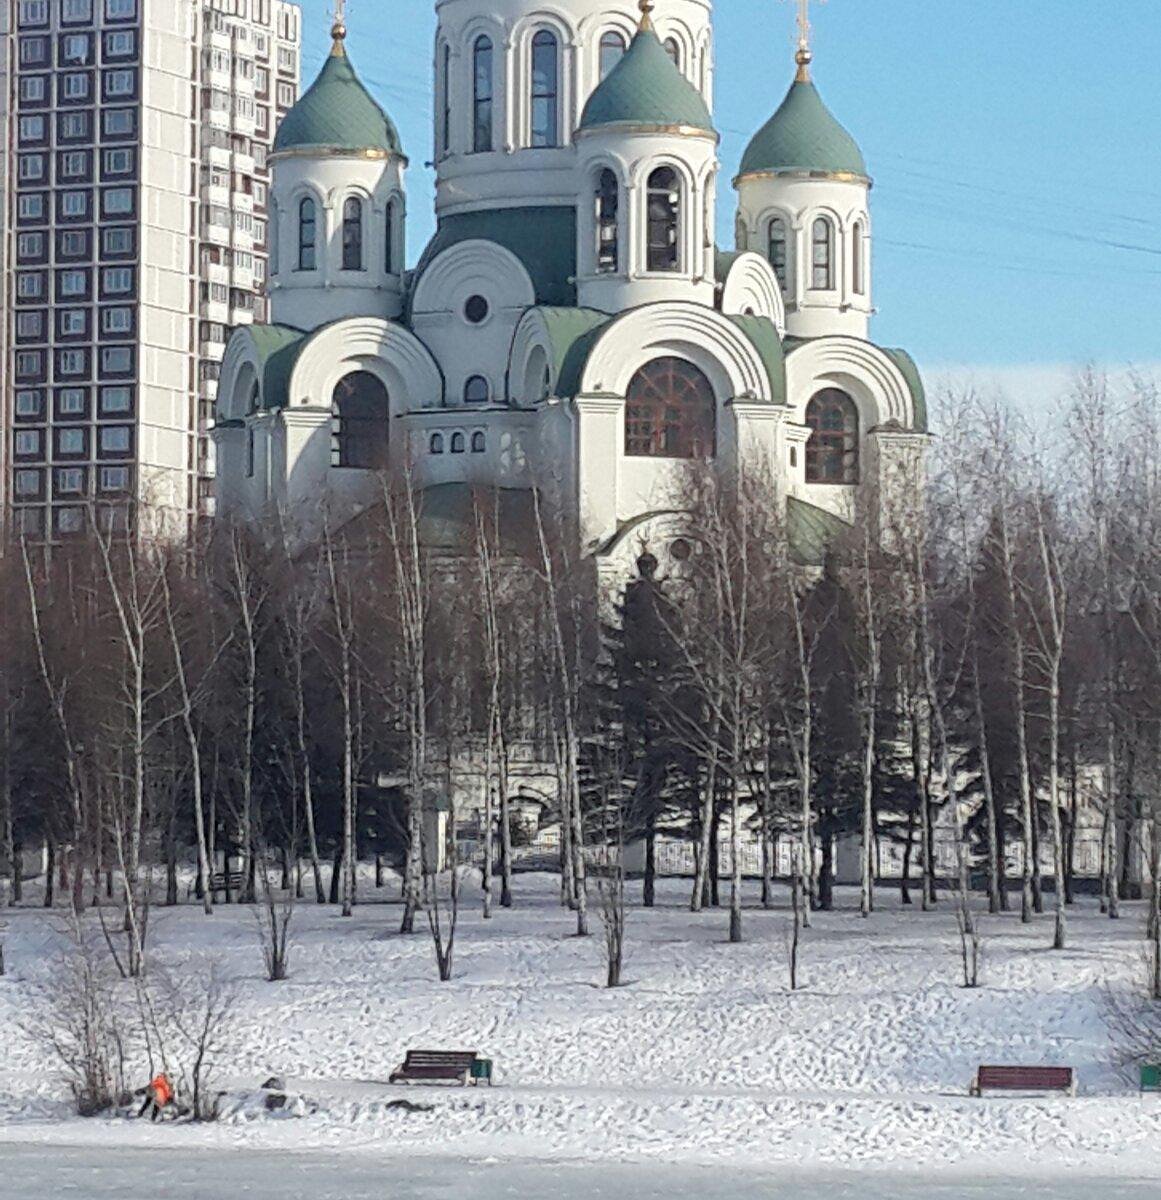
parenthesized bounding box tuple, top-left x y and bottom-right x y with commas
(273, 41, 402, 156)
(738, 79, 866, 179)
(579, 27, 714, 135)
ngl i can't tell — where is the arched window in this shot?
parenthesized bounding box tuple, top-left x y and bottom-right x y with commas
(297, 197, 316, 271)
(767, 217, 788, 290)
(530, 30, 559, 148)
(450, 431, 466, 454)
(625, 357, 715, 459)
(440, 42, 451, 154)
(646, 166, 681, 273)
(384, 200, 395, 275)
(270, 201, 279, 274)
(342, 198, 364, 271)
(600, 31, 626, 80)
(663, 37, 681, 69)
(596, 168, 619, 274)
(471, 431, 486, 453)
(472, 35, 493, 153)
(464, 375, 489, 404)
(332, 371, 389, 469)
(811, 216, 834, 290)
(430, 432, 444, 455)
(852, 220, 865, 295)
(805, 388, 859, 484)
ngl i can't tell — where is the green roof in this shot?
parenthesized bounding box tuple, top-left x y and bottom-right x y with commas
(579, 27, 714, 135)
(787, 496, 852, 567)
(533, 308, 611, 398)
(273, 42, 402, 156)
(409, 207, 578, 315)
(714, 249, 742, 284)
(726, 314, 787, 406)
(881, 348, 928, 433)
(739, 79, 866, 180)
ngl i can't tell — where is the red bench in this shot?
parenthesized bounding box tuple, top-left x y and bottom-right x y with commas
(970, 1066, 1077, 1097)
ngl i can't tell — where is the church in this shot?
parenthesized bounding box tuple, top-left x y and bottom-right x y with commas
(212, 0, 928, 577)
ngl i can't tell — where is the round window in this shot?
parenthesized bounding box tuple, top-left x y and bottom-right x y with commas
(670, 538, 693, 563)
(464, 295, 490, 324)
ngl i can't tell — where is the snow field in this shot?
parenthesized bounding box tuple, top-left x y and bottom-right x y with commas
(0, 874, 1158, 1174)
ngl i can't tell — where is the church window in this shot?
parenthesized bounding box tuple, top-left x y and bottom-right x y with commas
(384, 200, 395, 274)
(805, 388, 859, 484)
(342, 197, 364, 271)
(625, 357, 715, 459)
(768, 217, 788, 290)
(297, 196, 316, 271)
(464, 375, 489, 404)
(852, 220, 866, 295)
(270, 200, 279, 274)
(464, 294, 489, 324)
(811, 216, 834, 290)
(596, 168, 619, 274)
(472, 36, 493, 153)
(599, 31, 626, 80)
(530, 30, 559, 148)
(440, 42, 451, 154)
(430, 432, 444, 455)
(471, 431, 486, 453)
(663, 37, 681, 69)
(332, 371, 388, 469)
(646, 166, 681, 272)
(450, 431, 466, 454)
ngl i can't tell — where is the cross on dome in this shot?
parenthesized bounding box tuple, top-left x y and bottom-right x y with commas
(331, 0, 347, 51)
(791, 0, 825, 81)
(638, 0, 656, 33)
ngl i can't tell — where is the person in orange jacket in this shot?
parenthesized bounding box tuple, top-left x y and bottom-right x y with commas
(138, 1072, 174, 1122)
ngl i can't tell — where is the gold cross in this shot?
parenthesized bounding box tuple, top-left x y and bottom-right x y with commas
(788, 0, 825, 80)
(330, 0, 347, 51)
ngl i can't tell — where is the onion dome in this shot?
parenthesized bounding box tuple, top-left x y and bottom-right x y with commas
(578, 2, 714, 136)
(273, 22, 403, 157)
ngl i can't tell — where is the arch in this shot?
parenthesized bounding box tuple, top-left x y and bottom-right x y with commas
(646, 165, 681, 273)
(625, 357, 716, 459)
(805, 388, 858, 484)
(297, 195, 317, 272)
(450, 431, 466, 454)
(530, 29, 559, 148)
(811, 215, 835, 291)
(784, 336, 919, 431)
(471, 431, 487, 453)
(430, 432, 445, 454)
(662, 36, 681, 69)
(332, 370, 389, 469)
(411, 239, 536, 324)
(472, 34, 494, 153)
(767, 215, 789, 290)
(599, 29, 626, 80)
(464, 374, 489, 404)
(717, 252, 786, 333)
(596, 167, 620, 274)
(342, 197, 365, 271)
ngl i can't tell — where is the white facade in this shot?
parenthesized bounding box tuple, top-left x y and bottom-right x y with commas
(1, 0, 300, 541)
(214, 1, 928, 574)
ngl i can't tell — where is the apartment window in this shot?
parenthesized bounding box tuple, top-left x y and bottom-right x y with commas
(19, 115, 47, 144)
(58, 309, 88, 338)
(102, 108, 136, 139)
(61, 72, 92, 101)
(18, 1, 49, 27)
(276, 81, 294, 108)
(18, 194, 47, 224)
(57, 388, 88, 417)
(60, 33, 92, 64)
(99, 426, 132, 456)
(16, 351, 45, 380)
(59, 149, 91, 180)
(58, 229, 90, 258)
(102, 227, 135, 258)
(101, 307, 133, 335)
(15, 470, 43, 499)
(101, 187, 135, 217)
(19, 38, 49, 66)
(277, 46, 295, 72)
(15, 430, 44, 458)
(57, 348, 89, 378)
(58, 269, 90, 299)
(103, 69, 136, 99)
(16, 311, 45, 340)
(61, 0, 94, 24)
(56, 468, 86, 496)
(17, 273, 46, 300)
(19, 76, 48, 103)
(16, 391, 44, 418)
(56, 508, 86, 536)
(102, 147, 135, 177)
(59, 111, 91, 141)
(98, 466, 130, 493)
(18, 154, 47, 182)
(99, 386, 131, 415)
(105, 0, 137, 18)
(17, 232, 46, 262)
(56, 427, 87, 457)
(100, 346, 133, 376)
(103, 30, 136, 59)
(59, 190, 90, 220)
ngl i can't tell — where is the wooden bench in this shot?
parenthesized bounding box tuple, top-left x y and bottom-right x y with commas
(389, 1050, 493, 1087)
(1141, 1065, 1161, 1094)
(970, 1066, 1077, 1097)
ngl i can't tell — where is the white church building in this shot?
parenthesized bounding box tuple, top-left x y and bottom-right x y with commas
(212, 0, 928, 576)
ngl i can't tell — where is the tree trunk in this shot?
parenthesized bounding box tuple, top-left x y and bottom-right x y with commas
(643, 814, 656, 909)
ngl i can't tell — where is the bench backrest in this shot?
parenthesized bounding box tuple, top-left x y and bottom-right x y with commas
(978, 1066, 1074, 1090)
(403, 1050, 478, 1069)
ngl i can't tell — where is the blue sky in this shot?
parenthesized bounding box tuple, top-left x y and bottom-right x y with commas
(299, 1, 1161, 374)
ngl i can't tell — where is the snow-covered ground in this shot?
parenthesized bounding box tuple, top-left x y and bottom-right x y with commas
(1, 874, 1159, 1182)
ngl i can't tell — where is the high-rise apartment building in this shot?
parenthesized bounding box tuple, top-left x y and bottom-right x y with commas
(1, 0, 301, 540)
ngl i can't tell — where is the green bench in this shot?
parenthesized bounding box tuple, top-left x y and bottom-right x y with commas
(1141, 1065, 1161, 1094)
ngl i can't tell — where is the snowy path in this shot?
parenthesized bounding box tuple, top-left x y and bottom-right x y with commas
(1, 1145, 1157, 1200)
(2, 877, 1160, 1174)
